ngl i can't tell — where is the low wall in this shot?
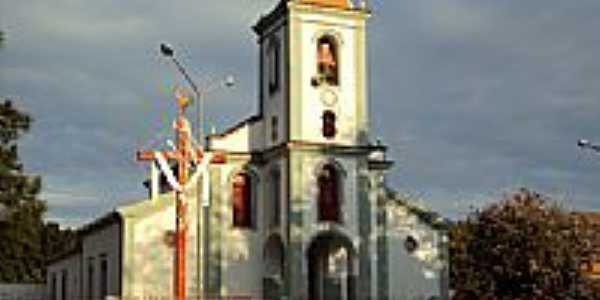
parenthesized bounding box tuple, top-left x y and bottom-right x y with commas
(0, 284, 45, 300)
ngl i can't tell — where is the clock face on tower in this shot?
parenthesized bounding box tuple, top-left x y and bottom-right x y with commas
(320, 89, 338, 107)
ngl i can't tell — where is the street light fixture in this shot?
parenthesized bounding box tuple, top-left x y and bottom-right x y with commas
(160, 43, 174, 57)
(159, 42, 234, 144)
(577, 139, 600, 153)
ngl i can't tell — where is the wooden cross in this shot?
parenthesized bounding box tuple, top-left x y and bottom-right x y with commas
(136, 89, 225, 300)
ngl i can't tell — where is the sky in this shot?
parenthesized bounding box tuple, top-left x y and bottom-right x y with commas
(1, 0, 600, 226)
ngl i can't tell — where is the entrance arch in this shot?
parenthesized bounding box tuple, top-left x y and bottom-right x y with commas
(307, 232, 357, 300)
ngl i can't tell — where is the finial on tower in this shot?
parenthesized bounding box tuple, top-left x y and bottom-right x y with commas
(359, 0, 367, 9)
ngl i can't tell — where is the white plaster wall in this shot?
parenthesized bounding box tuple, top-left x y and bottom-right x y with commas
(47, 254, 81, 300)
(119, 186, 205, 298)
(209, 119, 265, 153)
(210, 125, 251, 153)
(120, 161, 267, 299)
(217, 162, 264, 298)
(249, 120, 266, 151)
(82, 223, 121, 300)
(128, 204, 176, 298)
(120, 159, 279, 299)
(261, 20, 288, 148)
(263, 157, 289, 240)
(385, 206, 444, 300)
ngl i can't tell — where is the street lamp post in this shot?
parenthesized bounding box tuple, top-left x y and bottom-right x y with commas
(159, 43, 234, 300)
(574, 138, 600, 298)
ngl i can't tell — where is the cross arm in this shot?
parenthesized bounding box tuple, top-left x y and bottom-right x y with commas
(136, 150, 179, 161)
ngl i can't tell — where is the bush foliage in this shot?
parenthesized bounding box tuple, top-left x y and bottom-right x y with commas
(450, 189, 599, 299)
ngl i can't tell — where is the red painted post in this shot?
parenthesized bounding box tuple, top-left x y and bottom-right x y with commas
(137, 90, 227, 300)
(137, 92, 192, 300)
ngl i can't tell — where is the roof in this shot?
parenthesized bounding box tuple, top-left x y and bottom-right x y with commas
(47, 211, 121, 264)
(78, 211, 121, 236)
(383, 187, 450, 231)
(253, 1, 288, 35)
(206, 115, 262, 140)
(47, 242, 82, 265)
(253, 0, 359, 35)
(299, 0, 350, 9)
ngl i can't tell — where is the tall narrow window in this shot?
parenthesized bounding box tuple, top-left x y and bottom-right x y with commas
(100, 255, 108, 299)
(268, 38, 280, 94)
(318, 164, 340, 222)
(233, 173, 252, 228)
(61, 270, 68, 300)
(322, 110, 337, 139)
(271, 169, 281, 227)
(317, 35, 339, 85)
(271, 116, 279, 142)
(87, 257, 94, 300)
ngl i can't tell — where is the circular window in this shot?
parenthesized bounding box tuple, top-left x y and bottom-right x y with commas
(320, 89, 338, 107)
(405, 235, 419, 254)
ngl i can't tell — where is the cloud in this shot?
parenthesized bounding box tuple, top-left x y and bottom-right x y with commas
(3, 0, 600, 225)
(370, 0, 600, 215)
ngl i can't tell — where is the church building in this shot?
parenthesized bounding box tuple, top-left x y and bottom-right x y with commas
(46, 1, 449, 299)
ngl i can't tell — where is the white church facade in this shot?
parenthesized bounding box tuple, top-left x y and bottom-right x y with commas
(46, 1, 449, 299)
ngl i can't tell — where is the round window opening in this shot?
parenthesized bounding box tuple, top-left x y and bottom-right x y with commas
(405, 235, 419, 254)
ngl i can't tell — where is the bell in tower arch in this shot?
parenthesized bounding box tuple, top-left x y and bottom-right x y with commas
(316, 36, 339, 86)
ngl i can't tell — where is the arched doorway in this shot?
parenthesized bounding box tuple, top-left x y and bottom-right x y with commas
(307, 232, 357, 300)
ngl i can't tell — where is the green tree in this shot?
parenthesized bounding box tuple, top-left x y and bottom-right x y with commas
(0, 100, 47, 283)
(0, 33, 77, 283)
(449, 189, 588, 299)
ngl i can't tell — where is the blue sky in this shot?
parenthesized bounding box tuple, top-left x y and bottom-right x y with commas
(1, 0, 600, 226)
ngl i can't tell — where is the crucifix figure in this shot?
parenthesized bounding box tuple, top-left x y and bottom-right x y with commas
(136, 88, 225, 300)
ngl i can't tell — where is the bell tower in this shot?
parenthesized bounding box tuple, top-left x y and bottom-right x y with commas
(255, 0, 370, 148)
(254, 2, 379, 300)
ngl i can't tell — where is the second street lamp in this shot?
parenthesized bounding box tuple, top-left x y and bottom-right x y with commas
(577, 139, 600, 153)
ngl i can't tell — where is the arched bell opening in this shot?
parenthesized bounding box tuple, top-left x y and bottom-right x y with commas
(316, 35, 339, 86)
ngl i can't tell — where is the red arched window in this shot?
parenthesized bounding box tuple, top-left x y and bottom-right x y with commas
(318, 164, 340, 222)
(233, 173, 252, 228)
(322, 110, 336, 139)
